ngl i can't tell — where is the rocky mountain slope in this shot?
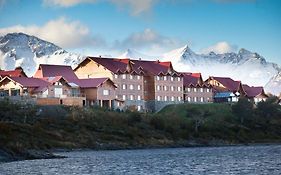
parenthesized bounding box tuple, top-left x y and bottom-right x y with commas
(0, 32, 280, 95)
(121, 45, 280, 95)
(0, 33, 84, 76)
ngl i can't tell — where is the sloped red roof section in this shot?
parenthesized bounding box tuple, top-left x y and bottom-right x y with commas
(71, 77, 116, 88)
(242, 84, 265, 98)
(0, 69, 27, 78)
(181, 72, 204, 87)
(211, 77, 241, 92)
(89, 57, 128, 73)
(9, 77, 50, 88)
(85, 57, 176, 76)
(34, 64, 78, 80)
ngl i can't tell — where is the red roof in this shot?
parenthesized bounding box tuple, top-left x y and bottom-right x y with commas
(0, 76, 50, 93)
(181, 72, 205, 87)
(0, 69, 27, 78)
(34, 64, 78, 80)
(242, 84, 265, 98)
(80, 57, 178, 76)
(210, 77, 241, 92)
(8, 77, 49, 88)
(71, 78, 116, 88)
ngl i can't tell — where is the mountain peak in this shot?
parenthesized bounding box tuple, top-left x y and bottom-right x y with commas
(239, 48, 252, 55)
(0, 32, 63, 58)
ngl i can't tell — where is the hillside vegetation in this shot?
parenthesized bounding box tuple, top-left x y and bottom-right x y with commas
(0, 97, 281, 161)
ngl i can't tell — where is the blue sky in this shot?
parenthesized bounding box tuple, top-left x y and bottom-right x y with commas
(0, 0, 280, 64)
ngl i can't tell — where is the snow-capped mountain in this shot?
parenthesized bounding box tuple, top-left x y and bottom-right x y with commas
(119, 48, 158, 60)
(0, 33, 84, 76)
(1, 32, 280, 95)
(119, 45, 280, 95)
(265, 73, 281, 96)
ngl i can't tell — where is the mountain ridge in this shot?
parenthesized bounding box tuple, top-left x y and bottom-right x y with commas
(0, 32, 280, 95)
(0, 32, 84, 76)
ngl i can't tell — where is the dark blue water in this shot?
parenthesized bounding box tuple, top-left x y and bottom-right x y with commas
(0, 145, 281, 175)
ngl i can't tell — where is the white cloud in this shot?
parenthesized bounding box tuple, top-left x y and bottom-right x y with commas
(42, 0, 256, 16)
(43, 0, 97, 7)
(113, 28, 183, 54)
(43, 0, 158, 16)
(200, 41, 238, 54)
(110, 0, 157, 16)
(0, 17, 105, 49)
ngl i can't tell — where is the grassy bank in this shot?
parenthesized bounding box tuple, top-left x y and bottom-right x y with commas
(0, 98, 281, 161)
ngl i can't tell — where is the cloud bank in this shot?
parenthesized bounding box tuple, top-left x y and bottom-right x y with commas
(113, 28, 183, 54)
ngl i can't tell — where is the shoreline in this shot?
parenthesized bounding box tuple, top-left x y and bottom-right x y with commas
(1, 141, 281, 163)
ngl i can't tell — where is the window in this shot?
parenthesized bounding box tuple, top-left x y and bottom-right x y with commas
(164, 86, 168, 91)
(122, 84, 126, 90)
(164, 76, 167, 81)
(200, 97, 204, 102)
(187, 88, 191, 92)
(156, 76, 160, 81)
(171, 77, 174, 81)
(171, 86, 174, 91)
(130, 75, 133, 79)
(194, 88, 197, 92)
(137, 105, 141, 111)
(137, 95, 141, 100)
(200, 88, 203, 92)
(122, 74, 126, 79)
(178, 97, 181, 101)
(129, 85, 134, 90)
(164, 96, 168, 101)
(194, 97, 197, 102)
(103, 90, 109, 96)
(114, 74, 118, 79)
(137, 75, 140, 80)
(130, 95, 134, 100)
(177, 87, 181, 92)
(187, 97, 191, 102)
(178, 77, 181, 81)
(122, 95, 126, 100)
(157, 85, 161, 91)
(137, 85, 141, 90)
(206, 88, 210, 92)
(157, 96, 161, 101)
(171, 96, 175, 101)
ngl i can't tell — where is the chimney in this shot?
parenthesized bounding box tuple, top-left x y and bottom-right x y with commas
(139, 58, 141, 60)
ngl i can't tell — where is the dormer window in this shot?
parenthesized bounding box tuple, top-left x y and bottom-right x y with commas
(157, 76, 160, 81)
(122, 74, 126, 79)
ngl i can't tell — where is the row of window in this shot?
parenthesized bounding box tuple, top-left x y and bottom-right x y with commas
(114, 74, 141, 80)
(122, 94, 142, 101)
(186, 88, 211, 93)
(156, 76, 182, 81)
(156, 85, 182, 92)
(120, 84, 142, 90)
(156, 96, 182, 102)
(186, 97, 211, 102)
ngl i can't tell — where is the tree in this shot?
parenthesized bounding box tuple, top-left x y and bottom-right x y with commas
(232, 97, 254, 124)
(256, 96, 280, 119)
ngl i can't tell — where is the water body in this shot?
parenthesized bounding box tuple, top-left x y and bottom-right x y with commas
(0, 145, 281, 175)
